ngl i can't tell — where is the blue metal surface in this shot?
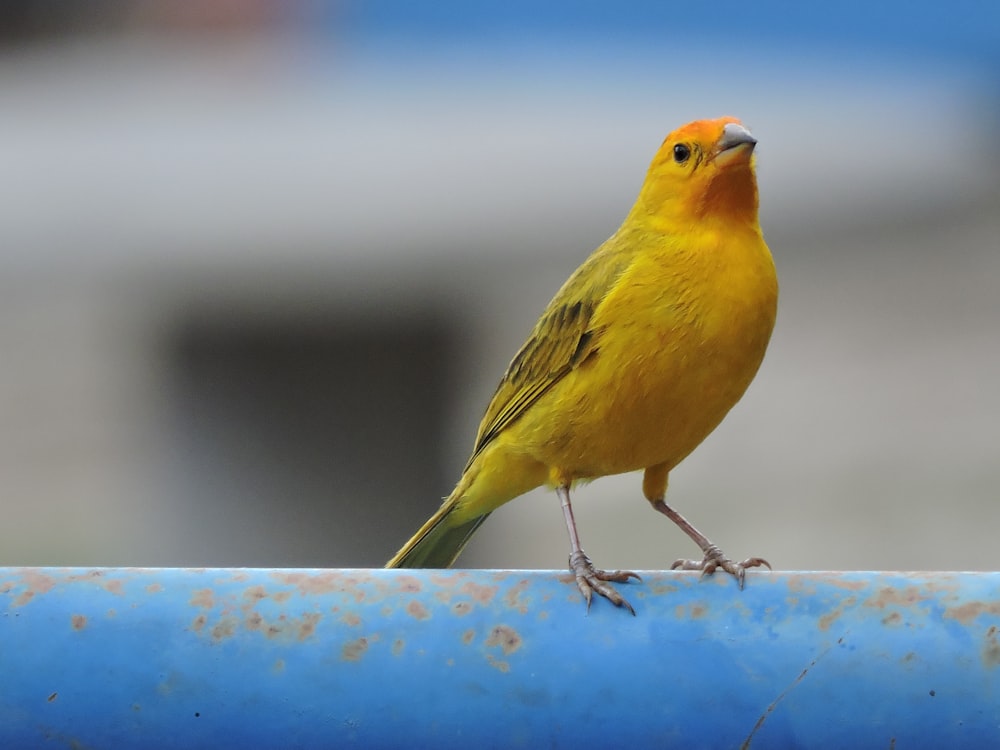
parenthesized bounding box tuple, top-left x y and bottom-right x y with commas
(2, 568, 999, 748)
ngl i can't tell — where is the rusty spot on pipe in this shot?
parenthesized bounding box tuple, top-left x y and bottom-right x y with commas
(392, 639, 404, 656)
(71, 614, 87, 631)
(47, 692, 58, 703)
(341, 613, 361, 627)
(12, 591, 35, 608)
(461, 581, 497, 605)
(943, 601, 1000, 624)
(397, 575, 422, 594)
(342, 637, 368, 662)
(211, 617, 237, 641)
(407, 601, 430, 620)
(462, 629, 475, 645)
(863, 586, 929, 610)
(818, 596, 856, 631)
(452, 601, 472, 617)
(145, 583, 162, 594)
(298, 613, 321, 641)
(486, 625, 522, 656)
(983, 625, 1000, 669)
(881, 611, 902, 626)
(243, 585, 268, 602)
(189, 589, 215, 609)
(190, 614, 207, 632)
(504, 580, 531, 613)
(102, 579, 124, 596)
(486, 655, 510, 673)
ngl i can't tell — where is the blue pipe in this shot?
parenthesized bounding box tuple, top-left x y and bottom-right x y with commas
(2, 568, 998, 748)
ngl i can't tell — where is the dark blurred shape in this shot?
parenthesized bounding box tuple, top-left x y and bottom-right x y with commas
(163, 309, 456, 566)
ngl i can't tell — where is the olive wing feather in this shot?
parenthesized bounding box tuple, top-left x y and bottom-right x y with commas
(466, 247, 633, 468)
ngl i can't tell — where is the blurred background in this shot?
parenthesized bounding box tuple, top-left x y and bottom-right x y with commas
(1, 1, 998, 572)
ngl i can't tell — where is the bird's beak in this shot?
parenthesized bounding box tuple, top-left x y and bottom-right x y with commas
(712, 123, 757, 167)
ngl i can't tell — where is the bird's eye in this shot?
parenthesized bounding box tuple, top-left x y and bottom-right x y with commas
(673, 144, 691, 164)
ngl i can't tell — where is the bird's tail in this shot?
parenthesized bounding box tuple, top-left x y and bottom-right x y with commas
(385, 492, 491, 569)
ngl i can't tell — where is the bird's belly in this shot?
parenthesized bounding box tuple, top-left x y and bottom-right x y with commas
(520, 316, 770, 480)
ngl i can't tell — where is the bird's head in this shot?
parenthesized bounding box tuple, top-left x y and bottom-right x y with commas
(634, 116, 760, 229)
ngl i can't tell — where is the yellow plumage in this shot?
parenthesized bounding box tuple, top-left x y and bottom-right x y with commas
(387, 116, 778, 613)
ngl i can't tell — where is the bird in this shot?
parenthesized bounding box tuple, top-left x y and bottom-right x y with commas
(386, 116, 778, 614)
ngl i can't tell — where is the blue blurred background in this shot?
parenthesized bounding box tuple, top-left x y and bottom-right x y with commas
(1, 1, 998, 572)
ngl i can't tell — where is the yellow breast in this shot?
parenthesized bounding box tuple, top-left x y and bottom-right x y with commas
(512, 224, 777, 480)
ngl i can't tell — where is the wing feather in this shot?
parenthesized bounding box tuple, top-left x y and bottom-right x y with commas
(466, 242, 634, 467)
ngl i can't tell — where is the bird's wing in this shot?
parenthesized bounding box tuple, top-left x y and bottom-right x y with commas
(466, 243, 634, 468)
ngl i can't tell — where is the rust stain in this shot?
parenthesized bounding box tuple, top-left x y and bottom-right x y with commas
(243, 585, 268, 602)
(882, 611, 902, 626)
(341, 613, 361, 627)
(983, 625, 1000, 669)
(397, 575, 422, 594)
(863, 586, 929, 611)
(342, 637, 369, 662)
(22, 570, 57, 596)
(943, 601, 1000, 625)
(435, 590, 452, 604)
(190, 614, 207, 632)
(271, 570, 360, 597)
(485, 655, 510, 673)
(189, 589, 215, 609)
(452, 602, 473, 617)
(0, 581, 14, 594)
(298, 612, 322, 641)
(786, 575, 818, 597)
(828, 578, 869, 592)
(462, 629, 475, 645)
(818, 596, 856, 631)
(431, 571, 463, 586)
(647, 581, 679, 595)
(211, 617, 237, 641)
(485, 625, 522, 656)
(272, 591, 292, 604)
(12, 591, 35, 608)
(900, 651, 917, 664)
(690, 604, 707, 620)
(407, 601, 430, 620)
(273, 659, 285, 674)
(461, 581, 498, 605)
(47, 692, 58, 703)
(145, 583, 162, 594)
(102, 579, 125, 596)
(245, 611, 264, 631)
(71, 614, 87, 631)
(504, 580, 531, 614)
(392, 639, 405, 656)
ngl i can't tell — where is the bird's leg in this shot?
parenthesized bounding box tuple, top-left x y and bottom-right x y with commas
(651, 499, 770, 589)
(557, 484, 640, 614)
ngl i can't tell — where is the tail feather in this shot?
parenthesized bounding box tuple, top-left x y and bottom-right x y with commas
(386, 499, 491, 568)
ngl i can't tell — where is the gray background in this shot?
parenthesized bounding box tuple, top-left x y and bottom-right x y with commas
(1, 5, 998, 573)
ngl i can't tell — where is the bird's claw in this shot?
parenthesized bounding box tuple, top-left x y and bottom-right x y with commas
(670, 545, 770, 589)
(568, 551, 641, 615)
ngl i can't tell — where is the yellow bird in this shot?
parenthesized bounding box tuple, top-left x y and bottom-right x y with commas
(387, 116, 778, 613)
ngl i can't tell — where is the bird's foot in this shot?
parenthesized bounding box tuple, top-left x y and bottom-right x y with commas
(670, 545, 770, 590)
(568, 550, 641, 615)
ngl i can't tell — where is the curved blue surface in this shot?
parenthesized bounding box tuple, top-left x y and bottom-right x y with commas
(2, 568, 999, 748)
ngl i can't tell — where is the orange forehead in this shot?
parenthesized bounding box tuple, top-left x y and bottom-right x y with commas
(667, 116, 742, 145)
